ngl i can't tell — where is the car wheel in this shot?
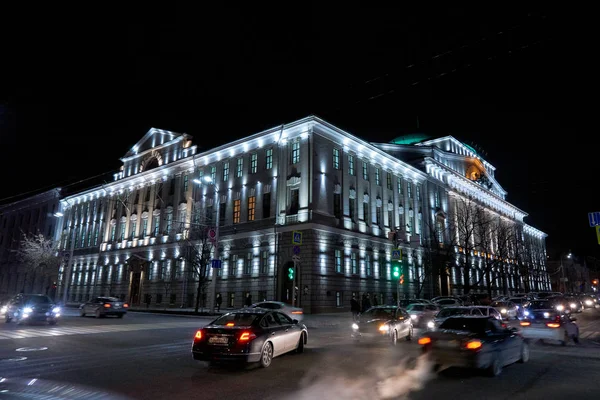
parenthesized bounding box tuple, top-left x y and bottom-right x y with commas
(5, 315, 11, 323)
(296, 333, 305, 353)
(561, 332, 568, 346)
(406, 327, 413, 341)
(260, 342, 273, 368)
(572, 335, 579, 344)
(117, 314, 124, 318)
(80, 309, 86, 317)
(390, 330, 398, 346)
(518, 342, 529, 363)
(95, 309, 102, 318)
(488, 355, 503, 377)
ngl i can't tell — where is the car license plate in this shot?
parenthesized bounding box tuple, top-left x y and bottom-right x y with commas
(208, 336, 229, 345)
(436, 340, 459, 348)
(115, 303, 121, 307)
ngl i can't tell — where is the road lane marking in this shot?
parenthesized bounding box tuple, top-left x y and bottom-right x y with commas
(0, 321, 202, 340)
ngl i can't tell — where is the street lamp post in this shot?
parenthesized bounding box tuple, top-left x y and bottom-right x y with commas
(54, 208, 76, 306)
(560, 252, 572, 293)
(194, 176, 220, 314)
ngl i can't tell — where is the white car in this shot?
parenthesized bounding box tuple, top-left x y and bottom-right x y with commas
(249, 301, 304, 322)
(406, 303, 439, 328)
(519, 312, 579, 346)
(491, 301, 518, 320)
(469, 306, 503, 321)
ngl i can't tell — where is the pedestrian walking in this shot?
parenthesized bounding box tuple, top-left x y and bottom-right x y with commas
(215, 293, 222, 312)
(351, 295, 360, 321)
(245, 293, 252, 307)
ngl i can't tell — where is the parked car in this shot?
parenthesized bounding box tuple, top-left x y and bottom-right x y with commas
(80, 297, 129, 318)
(418, 316, 529, 376)
(5, 294, 61, 325)
(191, 308, 307, 368)
(351, 305, 414, 345)
(248, 301, 304, 322)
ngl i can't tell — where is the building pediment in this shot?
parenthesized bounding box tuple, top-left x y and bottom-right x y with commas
(122, 127, 191, 160)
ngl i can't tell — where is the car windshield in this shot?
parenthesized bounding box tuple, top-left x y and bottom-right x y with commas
(362, 308, 394, 319)
(528, 301, 551, 309)
(23, 295, 51, 304)
(99, 297, 120, 302)
(491, 302, 510, 307)
(407, 304, 426, 312)
(437, 308, 469, 318)
(212, 313, 259, 327)
(509, 298, 525, 304)
(439, 317, 487, 333)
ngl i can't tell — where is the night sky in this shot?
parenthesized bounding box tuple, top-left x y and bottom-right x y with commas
(1, 6, 596, 258)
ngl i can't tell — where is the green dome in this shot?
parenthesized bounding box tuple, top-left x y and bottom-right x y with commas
(389, 133, 430, 145)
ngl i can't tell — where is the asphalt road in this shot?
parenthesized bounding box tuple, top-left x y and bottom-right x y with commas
(1, 308, 600, 400)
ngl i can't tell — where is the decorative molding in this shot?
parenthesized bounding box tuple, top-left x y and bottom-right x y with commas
(333, 184, 342, 194)
(234, 192, 241, 201)
(399, 205, 404, 215)
(349, 188, 356, 199)
(376, 197, 382, 207)
(363, 193, 369, 203)
(287, 176, 301, 186)
(263, 184, 271, 194)
(152, 209, 161, 217)
(130, 214, 138, 222)
(141, 211, 149, 219)
(110, 218, 117, 226)
(387, 201, 394, 211)
(178, 202, 187, 211)
(220, 194, 227, 204)
(249, 188, 256, 197)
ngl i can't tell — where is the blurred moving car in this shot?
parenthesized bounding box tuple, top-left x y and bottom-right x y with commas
(563, 297, 583, 313)
(469, 306, 503, 321)
(352, 306, 414, 345)
(192, 309, 307, 368)
(4, 294, 61, 325)
(428, 306, 483, 330)
(406, 303, 439, 328)
(418, 316, 529, 377)
(578, 294, 597, 309)
(519, 312, 579, 346)
(80, 296, 129, 318)
(490, 301, 519, 319)
(0, 296, 10, 317)
(433, 298, 463, 308)
(248, 301, 304, 321)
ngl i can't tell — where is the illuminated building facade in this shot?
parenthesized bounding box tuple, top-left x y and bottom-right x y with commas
(54, 116, 549, 313)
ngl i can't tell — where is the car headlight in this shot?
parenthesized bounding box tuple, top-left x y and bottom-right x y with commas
(543, 312, 550, 318)
(570, 303, 577, 308)
(427, 321, 435, 329)
(352, 323, 359, 330)
(52, 307, 61, 313)
(23, 307, 33, 313)
(524, 311, 530, 316)
(501, 309, 507, 314)
(585, 300, 593, 306)
(379, 324, 389, 332)
(410, 314, 418, 320)
(556, 305, 564, 311)
(0, 306, 6, 313)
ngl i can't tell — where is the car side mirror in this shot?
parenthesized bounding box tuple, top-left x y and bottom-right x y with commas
(292, 319, 299, 324)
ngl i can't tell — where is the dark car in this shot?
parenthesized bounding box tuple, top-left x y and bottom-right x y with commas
(351, 305, 414, 345)
(5, 294, 61, 325)
(80, 296, 129, 318)
(418, 316, 529, 376)
(192, 308, 308, 368)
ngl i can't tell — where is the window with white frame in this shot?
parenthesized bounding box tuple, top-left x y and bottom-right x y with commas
(236, 158, 243, 178)
(233, 199, 241, 224)
(223, 162, 229, 182)
(362, 162, 369, 180)
(348, 154, 355, 176)
(375, 168, 381, 186)
(335, 249, 342, 273)
(351, 252, 358, 274)
(261, 250, 269, 274)
(291, 141, 300, 164)
(265, 148, 273, 169)
(333, 148, 340, 170)
(366, 253, 372, 276)
(250, 153, 258, 174)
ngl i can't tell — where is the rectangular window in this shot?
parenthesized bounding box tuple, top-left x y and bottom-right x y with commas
(245, 253, 252, 275)
(248, 196, 256, 221)
(376, 206, 381, 226)
(363, 202, 369, 225)
(219, 202, 226, 226)
(205, 206, 213, 224)
(375, 168, 381, 186)
(387, 210, 393, 228)
(130, 221, 136, 240)
(169, 180, 175, 195)
(145, 188, 151, 202)
(348, 155, 355, 176)
(233, 199, 241, 224)
(265, 148, 273, 170)
(366, 254, 371, 276)
(351, 253, 358, 274)
(154, 216, 160, 236)
(407, 183, 412, 198)
(178, 210, 186, 232)
(349, 198, 355, 221)
(111, 225, 116, 241)
(166, 213, 173, 234)
(236, 158, 243, 178)
(228, 292, 235, 308)
(223, 162, 229, 182)
(397, 177, 403, 195)
(250, 153, 258, 174)
(434, 190, 440, 208)
(387, 172, 392, 190)
(183, 175, 189, 195)
(261, 251, 269, 274)
(211, 166, 217, 183)
(291, 141, 300, 164)
(437, 221, 444, 243)
(416, 185, 421, 202)
(335, 249, 342, 273)
(142, 219, 148, 237)
(362, 162, 369, 180)
(263, 192, 271, 218)
(289, 189, 299, 215)
(230, 255, 238, 276)
(336, 291, 342, 307)
(333, 148, 340, 170)
(258, 290, 267, 302)
(94, 226, 100, 245)
(120, 224, 126, 241)
(408, 215, 413, 234)
(333, 193, 341, 219)
(81, 227, 87, 247)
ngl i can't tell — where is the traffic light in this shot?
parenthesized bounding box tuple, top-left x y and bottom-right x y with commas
(400, 274, 405, 285)
(593, 279, 599, 286)
(288, 266, 295, 280)
(392, 261, 401, 278)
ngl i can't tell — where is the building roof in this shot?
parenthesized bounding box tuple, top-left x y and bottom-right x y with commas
(389, 133, 431, 145)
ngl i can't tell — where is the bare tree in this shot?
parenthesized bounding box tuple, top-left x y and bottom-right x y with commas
(180, 204, 213, 313)
(447, 196, 483, 295)
(13, 232, 61, 294)
(160, 262, 177, 309)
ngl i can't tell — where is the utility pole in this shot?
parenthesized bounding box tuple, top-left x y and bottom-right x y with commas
(208, 188, 220, 314)
(61, 214, 76, 305)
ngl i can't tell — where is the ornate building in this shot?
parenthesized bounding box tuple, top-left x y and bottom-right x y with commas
(54, 116, 549, 313)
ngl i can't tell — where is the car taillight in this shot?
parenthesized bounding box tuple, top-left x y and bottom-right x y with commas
(292, 311, 303, 314)
(123, 303, 129, 308)
(104, 304, 111, 308)
(226, 322, 235, 326)
(194, 330, 203, 340)
(463, 339, 483, 350)
(418, 337, 431, 345)
(239, 332, 257, 342)
(520, 321, 531, 326)
(546, 323, 560, 328)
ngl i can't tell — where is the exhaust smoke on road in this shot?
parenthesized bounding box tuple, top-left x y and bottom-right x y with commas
(288, 354, 434, 400)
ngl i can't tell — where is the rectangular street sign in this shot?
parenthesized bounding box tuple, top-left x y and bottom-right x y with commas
(293, 245, 301, 255)
(392, 249, 402, 260)
(590, 212, 600, 227)
(211, 259, 222, 268)
(292, 231, 303, 245)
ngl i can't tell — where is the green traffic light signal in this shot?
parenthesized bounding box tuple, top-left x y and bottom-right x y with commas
(392, 262, 400, 278)
(288, 267, 295, 280)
